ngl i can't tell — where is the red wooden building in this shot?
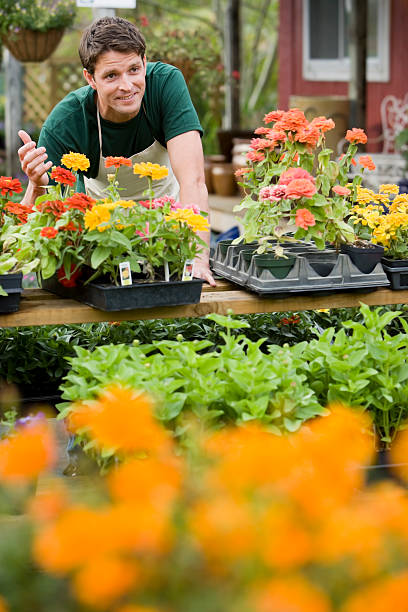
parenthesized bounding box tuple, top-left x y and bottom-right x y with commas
(278, 0, 408, 152)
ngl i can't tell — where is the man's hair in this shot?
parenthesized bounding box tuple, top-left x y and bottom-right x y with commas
(79, 16, 146, 74)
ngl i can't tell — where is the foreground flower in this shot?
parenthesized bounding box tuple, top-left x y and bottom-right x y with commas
(278, 167, 315, 185)
(295, 208, 316, 230)
(133, 162, 169, 180)
(0, 176, 23, 197)
(67, 385, 172, 455)
(65, 192, 96, 212)
(4, 201, 32, 224)
(84, 205, 111, 231)
(0, 418, 56, 482)
(253, 575, 331, 612)
(105, 156, 132, 169)
(61, 152, 90, 172)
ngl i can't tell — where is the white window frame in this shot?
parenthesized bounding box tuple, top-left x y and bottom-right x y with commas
(302, 0, 390, 82)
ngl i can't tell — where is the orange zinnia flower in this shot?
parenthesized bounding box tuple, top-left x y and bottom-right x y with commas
(0, 419, 56, 483)
(64, 192, 96, 212)
(311, 116, 336, 132)
(36, 199, 67, 218)
(0, 176, 23, 197)
(50, 166, 76, 187)
(359, 155, 376, 171)
(263, 109, 285, 124)
(40, 227, 58, 239)
(246, 150, 265, 163)
(274, 108, 308, 132)
(250, 138, 276, 151)
(252, 575, 332, 612)
(345, 128, 368, 144)
(105, 156, 132, 169)
(4, 202, 33, 224)
(295, 124, 320, 148)
(72, 556, 139, 609)
(295, 208, 316, 229)
(286, 179, 317, 200)
(67, 385, 172, 455)
(332, 185, 351, 196)
(234, 167, 250, 177)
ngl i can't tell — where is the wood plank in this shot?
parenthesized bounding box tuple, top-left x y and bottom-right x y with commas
(1, 286, 408, 328)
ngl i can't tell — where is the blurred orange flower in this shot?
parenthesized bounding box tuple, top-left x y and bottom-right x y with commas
(253, 575, 332, 612)
(72, 556, 139, 609)
(389, 428, 408, 482)
(27, 481, 69, 522)
(67, 385, 172, 455)
(0, 419, 56, 483)
(345, 128, 368, 144)
(0, 596, 8, 612)
(340, 570, 408, 612)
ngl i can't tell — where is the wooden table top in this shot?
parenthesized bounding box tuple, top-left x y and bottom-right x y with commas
(1, 280, 408, 328)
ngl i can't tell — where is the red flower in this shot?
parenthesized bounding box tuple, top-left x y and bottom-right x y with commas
(57, 264, 82, 287)
(0, 176, 23, 197)
(64, 193, 96, 212)
(40, 226, 58, 239)
(359, 155, 376, 171)
(50, 166, 76, 186)
(60, 221, 82, 233)
(139, 14, 149, 27)
(231, 70, 240, 80)
(104, 157, 132, 169)
(4, 202, 32, 224)
(295, 208, 316, 230)
(36, 200, 67, 219)
(345, 128, 367, 144)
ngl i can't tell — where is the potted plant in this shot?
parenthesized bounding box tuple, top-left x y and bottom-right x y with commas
(349, 183, 408, 287)
(0, 0, 77, 62)
(12, 154, 209, 310)
(233, 110, 377, 260)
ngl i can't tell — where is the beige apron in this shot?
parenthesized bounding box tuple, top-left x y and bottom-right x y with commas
(84, 102, 180, 201)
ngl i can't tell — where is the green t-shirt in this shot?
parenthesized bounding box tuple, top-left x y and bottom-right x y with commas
(38, 62, 203, 188)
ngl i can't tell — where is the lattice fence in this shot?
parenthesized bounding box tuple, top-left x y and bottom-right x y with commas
(22, 58, 84, 131)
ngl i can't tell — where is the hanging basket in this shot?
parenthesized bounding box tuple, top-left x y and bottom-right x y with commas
(1, 28, 65, 62)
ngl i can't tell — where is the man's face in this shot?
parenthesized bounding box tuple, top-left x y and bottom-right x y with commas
(84, 51, 147, 123)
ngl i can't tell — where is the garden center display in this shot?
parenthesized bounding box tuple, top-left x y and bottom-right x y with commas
(6, 155, 208, 311)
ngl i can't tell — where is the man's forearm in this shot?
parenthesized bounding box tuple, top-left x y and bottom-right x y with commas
(21, 181, 45, 207)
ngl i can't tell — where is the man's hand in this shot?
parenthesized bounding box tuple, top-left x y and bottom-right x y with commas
(194, 257, 216, 287)
(18, 130, 52, 189)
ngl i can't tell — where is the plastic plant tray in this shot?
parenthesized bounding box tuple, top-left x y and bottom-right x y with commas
(211, 243, 390, 295)
(381, 262, 408, 290)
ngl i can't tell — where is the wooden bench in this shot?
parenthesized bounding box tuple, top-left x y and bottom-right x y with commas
(1, 281, 408, 328)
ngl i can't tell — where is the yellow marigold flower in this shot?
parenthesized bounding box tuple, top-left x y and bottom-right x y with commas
(61, 152, 90, 172)
(72, 556, 139, 609)
(340, 570, 408, 612)
(84, 205, 111, 231)
(373, 193, 390, 205)
(379, 183, 399, 195)
(133, 162, 169, 180)
(165, 209, 209, 232)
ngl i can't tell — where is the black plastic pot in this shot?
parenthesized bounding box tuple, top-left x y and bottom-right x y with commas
(340, 243, 384, 274)
(42, 275, 204, 311)
(0, 273, 23, 313)
(381, 257, 408, 289)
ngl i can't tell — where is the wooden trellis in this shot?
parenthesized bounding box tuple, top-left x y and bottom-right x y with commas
(22, 58, 84, 130)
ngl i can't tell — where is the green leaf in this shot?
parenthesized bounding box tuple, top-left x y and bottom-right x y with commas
(91, 246, 110, 269)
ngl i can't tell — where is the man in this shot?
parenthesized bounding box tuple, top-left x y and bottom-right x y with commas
(18, 16, 215, 285)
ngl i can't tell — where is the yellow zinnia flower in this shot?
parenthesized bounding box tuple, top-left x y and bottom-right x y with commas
(133, 162, 169, 180)
(379, 183, 399, 195)
(84, 205, 111, 231)
(115, 199, 137, 208)
(165, 208, 209, 232)
(61, 152, 90, 172)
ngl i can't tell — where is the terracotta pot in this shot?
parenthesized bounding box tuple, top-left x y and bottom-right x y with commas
(1, 28, 65, 62)
(211, 163, 237, 197)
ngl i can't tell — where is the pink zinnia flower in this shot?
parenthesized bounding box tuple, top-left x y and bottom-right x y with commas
(278, 168, 315, 186)
(332, 185, 351, 196)
(285, 179, 317, 199)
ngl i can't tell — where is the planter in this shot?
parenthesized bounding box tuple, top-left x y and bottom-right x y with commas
(340, 243, 384, 274)
(211, 163, 237, 196)
(42, 274, 204, 311)
(0, 273, 23, 313)
(381, 257, 408, 290)
(1, 28, 65, 62)
(253, 254, 296, 279)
